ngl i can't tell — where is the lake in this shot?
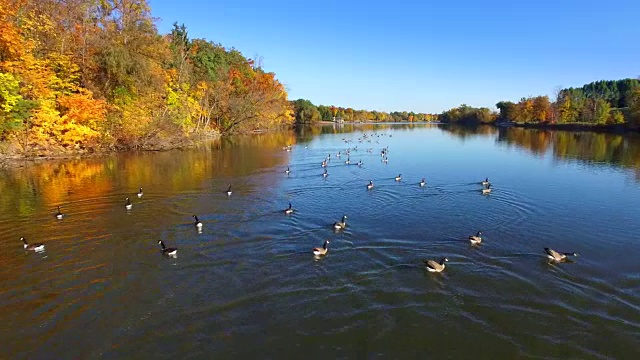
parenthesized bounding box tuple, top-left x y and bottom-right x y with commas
(1, 124, 640, 359)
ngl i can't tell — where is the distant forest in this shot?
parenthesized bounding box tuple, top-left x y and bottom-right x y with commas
(294, 78, 640, 127)
(440, 79, 640, 126)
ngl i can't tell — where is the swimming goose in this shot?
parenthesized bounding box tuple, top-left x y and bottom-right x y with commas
(284, 203, 294, 215)
(345, 157, 350, 165)
(321, 160, 327, 167)
(469, 231, 483, 245)
(419, 178, 426, 187)
(285, 167, 290, 175)
(425, 257, 448, 272)
(333, 215, 347, 230)
(158, 240, 178, 257)
(226, 185, 232, 196)
(366, 181, 374, 190)
(21, 237, 45, 252)
(382, 157, 388, 163)
(395, 174, 402, 181)
(357, 160, 363, 166)
(544, 248, 578, 262)
(482, 184, 492, 194)
(55, 206, 64, 219)
(323, 169, 328, 177)
(137, 187, 143, 198)
(193, 215, 203, 229)
(313, 240, 330, 256)
(481, 178, 490, 186)
(125, 197, 132, 210)
(336, 151, 341, 158)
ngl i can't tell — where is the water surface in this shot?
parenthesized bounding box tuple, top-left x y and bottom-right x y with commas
(1, 124, 639, 359)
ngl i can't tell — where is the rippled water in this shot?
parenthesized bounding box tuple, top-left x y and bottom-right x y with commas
(1, 124, 640, 359)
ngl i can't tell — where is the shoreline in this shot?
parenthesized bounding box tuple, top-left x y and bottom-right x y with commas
(500, 122, 640, 134)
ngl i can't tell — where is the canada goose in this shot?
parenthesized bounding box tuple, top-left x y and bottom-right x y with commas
(357, 160, 363, 166)
(323, 169, 328, 177)
(382, 157, 388, 163)
(482, 184, 492, 194)
(137, 187, 143, 198)
(544, 248, 578, 262)
(345, 157, 350, 165)
(284, 203, 294, 215)
(481, 178, 490, 186)
(55, 206, 64, 219)
(333, 215, 347, 230)
(125, 197, 132, 210)
(193, 215, 203, 229)
(469, 231, 483, 245)
(425, 257, 448, 272)
(158, 240, 178, 257)
(336, 151, 341, 158)
(285, 167, 290, 175)
(21, 237, 45, 252)
(419, 178, 426, 187)
(226, 185, 232, 196)
(313, 239, 330, 256)
(395, 174, 402, 181)
(321, 160, 327, 168)
(366, 181, 374, 190)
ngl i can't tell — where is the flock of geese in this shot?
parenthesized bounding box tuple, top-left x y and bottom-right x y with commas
(281, 132, 578, 272)
(19, 131, 579, 272)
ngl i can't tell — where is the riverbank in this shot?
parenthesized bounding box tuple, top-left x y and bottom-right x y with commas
(504, 122, 640, 133)
(0, 130, 222, 168)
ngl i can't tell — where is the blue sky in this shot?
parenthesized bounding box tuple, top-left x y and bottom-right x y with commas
(148, 0, 640, 113)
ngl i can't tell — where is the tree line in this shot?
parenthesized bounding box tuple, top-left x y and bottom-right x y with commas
(291, 99, 438, 124)
(0, 0, 293, 155)
(441, 79, 640, 126)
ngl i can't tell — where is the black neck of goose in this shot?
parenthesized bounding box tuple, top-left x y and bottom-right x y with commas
(21, 237, 27, 245)
(288, 203, 292, 209)
(342, 216, 347, 223)
(323, 241, 328, 250)
(159, 241, 166, 250)
(194, 216, 199, 222)
(440, 257, 447, 265)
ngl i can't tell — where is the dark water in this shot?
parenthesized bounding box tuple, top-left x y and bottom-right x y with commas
(1, 124, 640, 359)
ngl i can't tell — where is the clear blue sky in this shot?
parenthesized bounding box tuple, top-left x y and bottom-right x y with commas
(148, 0, 639, 113)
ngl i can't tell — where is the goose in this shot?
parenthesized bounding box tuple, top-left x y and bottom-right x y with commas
(137, 187, 143, 198)
(333, 215, 347, 230)
(323, 169, 328, 178)
(357, 160, 363, 166)
(345, 157, 350, 165)
(285, 167, 291, 175)
(125, 197, 132, 210)
(366, 181, 374, 190)
(481, 178, 490, 186)
(336, 151, 341, 158)
(419, 178, 426, 187)
(313, 240, 330, 256)
(469, 231, 483, 245)
(482, 184, 492, 194)
(55, 206, 64, 219)
(193, 215, 203, 229)
(321, 160, 327, 168)
(425, 257, 448, 273)
(382, 157, 388, 163)
(395, 174, 402, 181)
(158, 240, 178, 257)
(284, 203, 294, 215)
(544, 248, 578, 262)
(226, 185, 232, 196)
(21, 237, 45, 252)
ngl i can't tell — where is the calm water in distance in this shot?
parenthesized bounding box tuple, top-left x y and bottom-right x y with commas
(1, 124, 639, 359)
